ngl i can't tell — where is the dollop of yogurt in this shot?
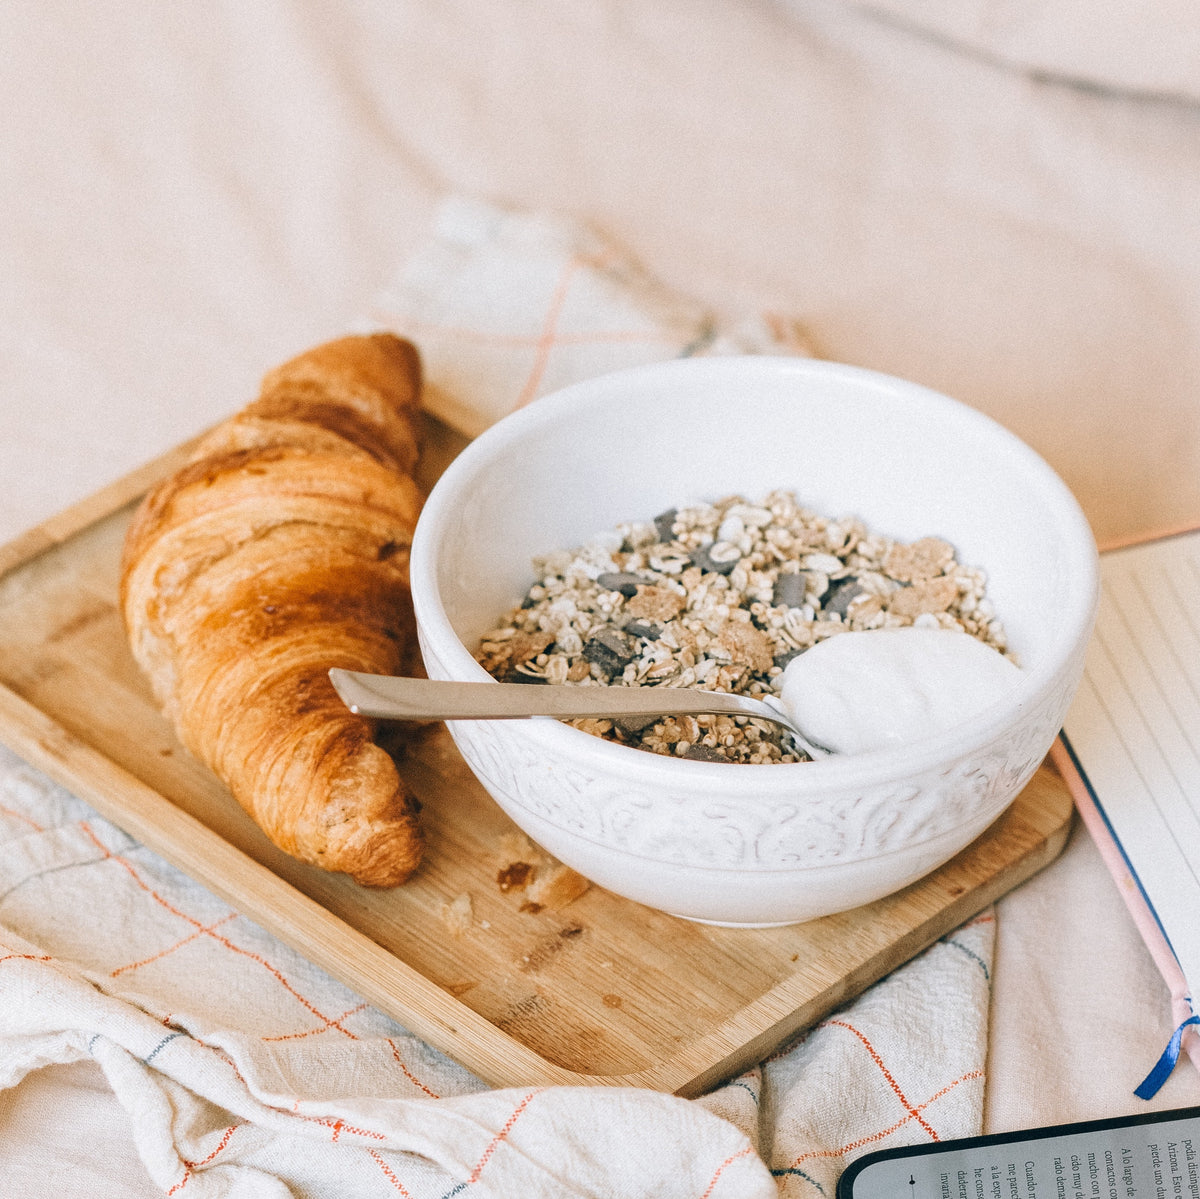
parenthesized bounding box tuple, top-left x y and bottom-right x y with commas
(777, 627, 1023, 756)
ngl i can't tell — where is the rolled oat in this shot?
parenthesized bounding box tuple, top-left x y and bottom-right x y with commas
(476, 489, 1009, 764)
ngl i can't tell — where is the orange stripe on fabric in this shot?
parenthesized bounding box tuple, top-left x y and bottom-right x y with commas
(699, 1145, 756, 1198)
(186, 1123, 242, 1169)
(0, 804, 44, 832)
(79, 822, 359, 1039)
(187, 1031, 252, 1090)
(824, 1019, 938, 1139)
(369, 1149, 418, 1196)
(370, 314, 678, 348)
(166, 1125, 242, 1196)
(512, 255, 586, 409)
(261, 1003, 368, 1043)
(467, 1089, 545, 1184)
(109, 914, 237, 977)
(386, 1038, 441, 1098)
(784, 1069, 984, 1166)
(962, 912, 995, 927)
(301, 1114, 387, 1142)
(512, 248, 617, 410)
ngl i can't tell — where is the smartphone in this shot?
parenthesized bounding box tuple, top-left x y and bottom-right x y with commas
(837, 1107, 1200, 1199)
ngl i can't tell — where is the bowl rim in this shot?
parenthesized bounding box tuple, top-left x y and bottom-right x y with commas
(411, 354, 1099, 790)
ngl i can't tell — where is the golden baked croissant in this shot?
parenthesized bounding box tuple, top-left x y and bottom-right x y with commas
(120, 333, 426, 886)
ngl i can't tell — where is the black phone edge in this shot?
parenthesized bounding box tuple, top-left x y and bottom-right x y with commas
(836, 1106, 1200, 1199)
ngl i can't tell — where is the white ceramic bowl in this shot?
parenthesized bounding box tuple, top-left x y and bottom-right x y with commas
(410, 357, 1098, 926)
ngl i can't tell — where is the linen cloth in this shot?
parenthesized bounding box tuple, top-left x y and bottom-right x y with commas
(0, 200, 994, 1195)
(367, 195, 815, 434)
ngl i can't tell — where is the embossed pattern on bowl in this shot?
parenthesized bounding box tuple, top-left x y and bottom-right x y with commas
(411, 356, 1098, 926)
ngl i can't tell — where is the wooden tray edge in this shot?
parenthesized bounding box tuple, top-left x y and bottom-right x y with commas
(672, 769, 1074, 1096)
(0, 438, 203, 578)
(0, 452, 751, 1092)
(0, 446, 1078, 1095)
(0, 679, 625, 1089)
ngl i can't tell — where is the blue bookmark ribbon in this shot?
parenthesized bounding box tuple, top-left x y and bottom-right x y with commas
(1135, 1015, 1200, 1100)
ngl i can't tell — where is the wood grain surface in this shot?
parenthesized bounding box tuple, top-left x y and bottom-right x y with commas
(0, 414, 1074, 1095)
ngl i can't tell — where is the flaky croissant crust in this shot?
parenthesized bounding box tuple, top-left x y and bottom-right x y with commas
(121, 334, 427, 886)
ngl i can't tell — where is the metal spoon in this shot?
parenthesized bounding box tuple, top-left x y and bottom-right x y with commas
(328, 668, 831, 759)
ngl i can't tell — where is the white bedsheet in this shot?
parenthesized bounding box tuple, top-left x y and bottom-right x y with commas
(4, 1, 1200, 1189)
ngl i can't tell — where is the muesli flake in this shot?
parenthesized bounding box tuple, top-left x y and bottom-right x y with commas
(476, 489, 1009, 764)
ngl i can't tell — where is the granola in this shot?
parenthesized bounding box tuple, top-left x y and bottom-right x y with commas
(476, 490, 1008, 764)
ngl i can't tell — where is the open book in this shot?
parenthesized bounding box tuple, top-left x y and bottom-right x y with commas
(1052, 527, 1200, 1098)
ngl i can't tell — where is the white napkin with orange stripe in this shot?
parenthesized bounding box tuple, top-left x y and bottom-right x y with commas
(367, 194, 816, 436)
(0, 198, 993, 1198)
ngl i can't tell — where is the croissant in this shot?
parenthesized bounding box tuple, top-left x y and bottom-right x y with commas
(120, 333, 426, 886)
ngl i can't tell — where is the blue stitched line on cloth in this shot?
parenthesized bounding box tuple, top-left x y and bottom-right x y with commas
(726, 1079, 760, 1105)
(143, 1032, 184, 1064)
(941, 936, 991, 981)
(771, 1166, 827, 1193)
(0, 854, 110, 905)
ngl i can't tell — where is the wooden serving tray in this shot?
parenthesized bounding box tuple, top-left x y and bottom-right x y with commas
(0, 414, 1074, 1096)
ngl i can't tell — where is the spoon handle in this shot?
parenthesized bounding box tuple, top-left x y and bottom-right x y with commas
(330, 668, 778, 728)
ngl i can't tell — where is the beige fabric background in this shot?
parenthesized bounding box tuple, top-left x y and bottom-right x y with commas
(846, 1, 1200, 102)
(3, 0, 1200, 1189)
(6, 0, 1200, 550)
